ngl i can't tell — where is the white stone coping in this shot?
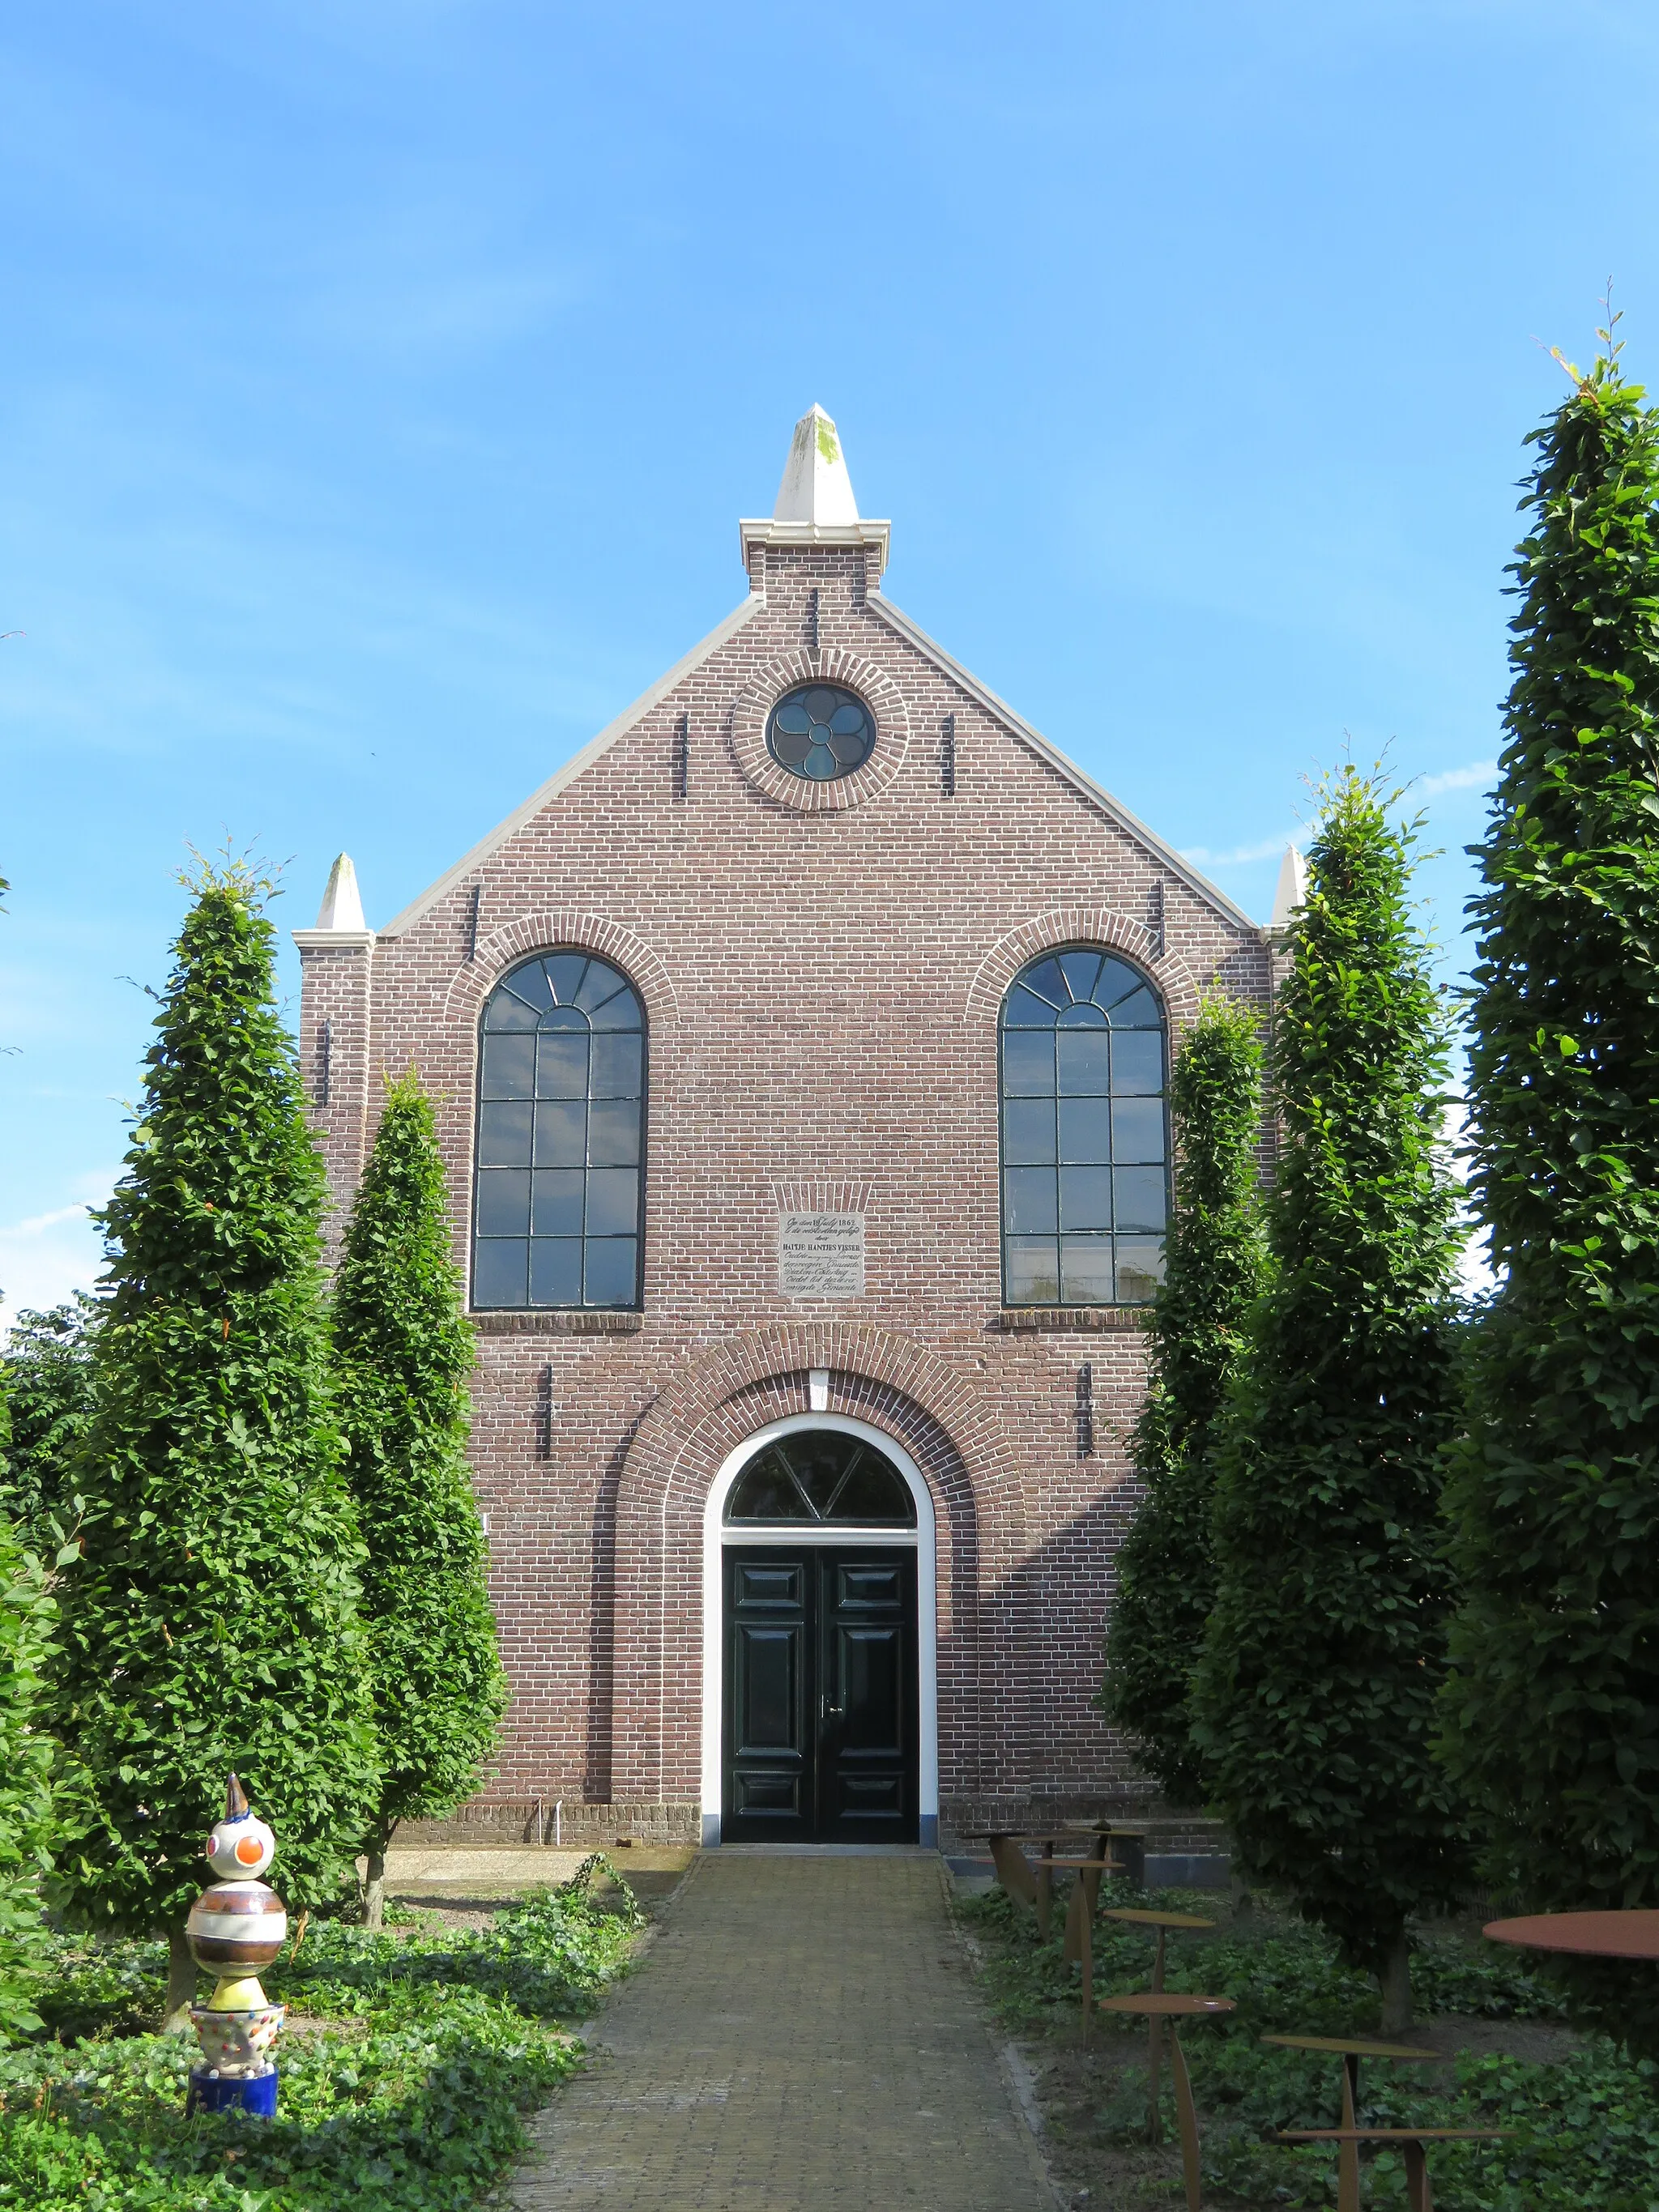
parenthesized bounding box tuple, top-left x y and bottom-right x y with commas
(739, 516, 891, 576)
(292, 928, 377, 951)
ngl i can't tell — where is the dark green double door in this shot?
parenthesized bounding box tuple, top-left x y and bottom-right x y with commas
(723, 1546, 919, 1843)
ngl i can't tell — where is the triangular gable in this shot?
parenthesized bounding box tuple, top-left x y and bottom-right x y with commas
(868, 594, 1259, 935)
(378, 582, 1259, 942)
(377, 595, 764, 940)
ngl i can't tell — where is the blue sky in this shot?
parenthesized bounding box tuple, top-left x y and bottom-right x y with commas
(5, 0, 1657, 1320)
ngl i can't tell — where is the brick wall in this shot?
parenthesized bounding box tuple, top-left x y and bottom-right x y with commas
(298, 535, 1269, 1835)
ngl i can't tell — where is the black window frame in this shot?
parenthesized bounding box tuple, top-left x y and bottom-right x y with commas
(997, 945, 1170, 1308)
(765, 681, 877, 782)
(723, 1430, 917, 1527)
(471, 949, 648, 1313)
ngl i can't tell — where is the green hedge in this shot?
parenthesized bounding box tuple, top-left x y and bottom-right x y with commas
(0, 1862, 642, 2211)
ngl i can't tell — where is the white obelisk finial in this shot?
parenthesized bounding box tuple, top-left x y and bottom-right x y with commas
(1270, 843, 1307, 931)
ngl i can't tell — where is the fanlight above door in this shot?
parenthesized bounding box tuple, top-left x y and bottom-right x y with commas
(725, 1431, 916, 1527)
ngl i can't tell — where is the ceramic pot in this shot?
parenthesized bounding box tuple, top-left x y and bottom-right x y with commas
(189, 2003, 286, 2076)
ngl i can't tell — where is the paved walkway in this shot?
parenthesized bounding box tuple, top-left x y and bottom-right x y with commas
(511, 1852, 1055, 2211)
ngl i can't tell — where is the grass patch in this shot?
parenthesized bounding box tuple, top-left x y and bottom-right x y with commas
(0, 1856, 644, 2211)
(959, 1877, 1659, 2210)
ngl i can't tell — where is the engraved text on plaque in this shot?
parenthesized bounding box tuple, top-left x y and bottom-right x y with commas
(778, 1213, 866, 1299)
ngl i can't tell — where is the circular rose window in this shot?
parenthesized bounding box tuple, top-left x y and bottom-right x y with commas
(766, 684, 876, 782)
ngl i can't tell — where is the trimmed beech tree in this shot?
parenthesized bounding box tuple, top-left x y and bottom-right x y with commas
(1441, 346, 1659, 2049)
(1193, 769, 1469, 2031)
(1102, 995, 1266, 1805)
(0, 1297, 100, 1557)
(48, 862, 377, 2024)
(0, 1512, 56, 2044)
(334, 1074, 507, 1929)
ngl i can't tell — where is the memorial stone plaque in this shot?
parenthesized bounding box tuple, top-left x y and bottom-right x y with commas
(778, 1213, 866, 1299)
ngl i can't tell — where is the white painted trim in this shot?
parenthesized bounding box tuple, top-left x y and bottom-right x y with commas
(292, 927, 376, 951)
(866, 592, 1260, 934)
(738, 515, 891, 578)
(700, 1413, 939, 1848)
(376, 595, 766, 940)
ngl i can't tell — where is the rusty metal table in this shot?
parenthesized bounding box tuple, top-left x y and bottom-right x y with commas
(1099, 1993, 1235, 2210)
(1485, 1908, 1659, 1958)
(1059, 1825, 1144, 1960)
(970, 1858, 1126, 2033)
(1261, 2035, 1437, 2212)
(1278, 2128, 1508, 2212)
(959, 1833, 1107, 1940)
(1098, 1910, 1215, 2118)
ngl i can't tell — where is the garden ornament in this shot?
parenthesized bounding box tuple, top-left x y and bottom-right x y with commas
(185, 1774, 288, 2117)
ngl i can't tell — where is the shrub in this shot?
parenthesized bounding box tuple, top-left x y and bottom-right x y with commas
(47, 859, 377, 2022)
(1193, 767, 1470, 2026)
(0, 1299, 99, 1559)
(331, 1075, 508, 1928)
(0, 1519, 56, 2044)
(1102, 994, 1266, 1804)
(1441, 335, 1659, 2055)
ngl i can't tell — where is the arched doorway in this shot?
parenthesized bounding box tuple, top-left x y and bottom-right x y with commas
(701, 1414, 939, 1846)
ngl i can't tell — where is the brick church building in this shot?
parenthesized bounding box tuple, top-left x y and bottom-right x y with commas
(296, 407, 1269, 1850)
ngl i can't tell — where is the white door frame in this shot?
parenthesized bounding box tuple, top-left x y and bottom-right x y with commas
(700, 1411, 939, 1847)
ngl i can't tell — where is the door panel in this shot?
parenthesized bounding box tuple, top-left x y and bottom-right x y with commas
(817, 1549, 918, 1843)
(838, 1629, 903, 1752)
(723, 1544, 919, 1844)
(733, 1628, 799, 1754)
(723, 1553, 812, 1840)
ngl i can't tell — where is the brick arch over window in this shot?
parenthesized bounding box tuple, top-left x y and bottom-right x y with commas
(441, 911, 680, 1032)
(966, 909, 1201, 1037)
(600, 1327, 1034, 1808)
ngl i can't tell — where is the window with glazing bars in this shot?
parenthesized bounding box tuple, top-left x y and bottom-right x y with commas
(999, 948, 1168, 1306)
(473, 952, 645, 1310)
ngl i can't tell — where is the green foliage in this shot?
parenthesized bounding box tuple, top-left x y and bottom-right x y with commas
(0, 1861, 640, 2210)
(1200, 2040, 1659, 2211)
(1441, 350, 1659, 2056)
(332, 1076, 508, 1857)
(0, 1523, 56, 2044)
(962, 1885, 1652, 2212)
(965, 1879, 1559, 2043)
(1192, 767, 1470, 1980)
(0, 1299, 100, 1557)
(1102, 995, 1266, 1803)
(47, 862, 377, 1933)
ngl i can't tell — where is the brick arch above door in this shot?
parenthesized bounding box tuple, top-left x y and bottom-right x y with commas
(603, 1326, 1028, 1805)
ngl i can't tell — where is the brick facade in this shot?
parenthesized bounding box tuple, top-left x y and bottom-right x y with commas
(298, 469, 1269, 1845)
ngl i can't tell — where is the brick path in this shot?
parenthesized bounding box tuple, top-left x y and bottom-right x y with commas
(510, 1851, 1055, 2210)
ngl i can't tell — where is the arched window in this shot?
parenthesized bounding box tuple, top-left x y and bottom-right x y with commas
(999, 948, 1168, 1307)
(725, 1431, 916, 1526)
(473, 952, 646, 1311)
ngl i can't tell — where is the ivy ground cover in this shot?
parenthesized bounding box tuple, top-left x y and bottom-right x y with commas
(960, 1877, 1659, 2210)
(0, 1860, 641, 2212)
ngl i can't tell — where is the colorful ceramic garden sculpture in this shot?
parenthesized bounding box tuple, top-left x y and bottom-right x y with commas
(185, 1775, 288, 2116)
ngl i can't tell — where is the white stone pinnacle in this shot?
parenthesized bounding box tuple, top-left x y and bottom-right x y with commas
(773, 405, 860, 526)
(314, 852, 367, 932)
(1270, 842, 1308, 931)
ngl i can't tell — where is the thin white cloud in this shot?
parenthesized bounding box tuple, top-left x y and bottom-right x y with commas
(2, 1202, 92, 1239)
(0, 1175, 115, 1336)
(1183, 761, 1499, 869)
(1182, 831, 1305, 868)
(1417, 761, 1498, 799)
